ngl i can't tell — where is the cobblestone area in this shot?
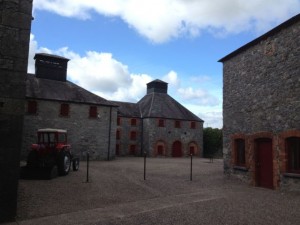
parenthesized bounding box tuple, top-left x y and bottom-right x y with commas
(10, 158, 300, 225)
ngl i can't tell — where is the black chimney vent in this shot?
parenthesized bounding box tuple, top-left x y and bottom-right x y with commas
(147, 79, 168, 94)
(34, 53, 70, 82)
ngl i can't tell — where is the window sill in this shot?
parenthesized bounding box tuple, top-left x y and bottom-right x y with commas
(283, 173, 300, 179)
(233, 166, 248, 171)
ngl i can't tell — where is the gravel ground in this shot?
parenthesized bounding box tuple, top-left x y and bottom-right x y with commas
(6, 157, 300, 225)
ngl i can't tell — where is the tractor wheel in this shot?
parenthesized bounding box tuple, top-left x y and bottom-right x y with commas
(46, 166, 58, 180)
(72, 158, 80, 171)
(58, 151, 71, 176)
(27, 151, 38, 168)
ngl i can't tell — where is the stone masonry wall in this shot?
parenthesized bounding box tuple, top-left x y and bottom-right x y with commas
(116, 117, 142, 156)
(223, 19, 300, 189)
(143, 118, 203, 157)
(22, 100, 117, 160)
(0, 0, 33, 222)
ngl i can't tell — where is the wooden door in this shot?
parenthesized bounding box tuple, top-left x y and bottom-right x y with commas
(172, 141, 182, 157)
(255, 138, 273, 189)
(157, 145, 163, 155)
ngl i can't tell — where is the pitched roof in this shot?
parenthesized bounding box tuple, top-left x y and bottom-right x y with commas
(219, 13, 300, 62)
(138, 92, 203, 122)
(26, 74, 116, 106)
(112, 101, 141, 118)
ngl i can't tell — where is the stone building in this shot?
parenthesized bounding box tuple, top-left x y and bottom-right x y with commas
(114, 79, 204, 157)
(22, 53, 118, 160)
(220, 14, 300, 190)
(0, 0, 33, 222)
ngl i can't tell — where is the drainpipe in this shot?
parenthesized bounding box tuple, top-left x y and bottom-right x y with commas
(107, 106, 112, 161)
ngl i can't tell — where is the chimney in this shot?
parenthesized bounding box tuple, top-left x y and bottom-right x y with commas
(34, 53, 70, 82)
(147, 79, 168, 94)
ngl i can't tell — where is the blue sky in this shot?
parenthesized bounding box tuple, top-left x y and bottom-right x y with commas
(28, 0, 300, 128)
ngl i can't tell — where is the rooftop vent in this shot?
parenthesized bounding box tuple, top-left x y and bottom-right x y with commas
(34, 53, 70, 82)
(147, 79, 168, 94)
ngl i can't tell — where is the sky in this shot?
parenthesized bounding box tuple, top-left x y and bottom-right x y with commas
(28, 0, 300, 128)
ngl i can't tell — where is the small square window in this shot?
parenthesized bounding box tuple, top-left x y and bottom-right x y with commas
(60, 103, 70, 117)
(175, 120, 181, 128)
(89, 106, 97, 118)
(158, 119, 165, 127)
(131, 118, 137, 126)
(190, 121, 196, 129)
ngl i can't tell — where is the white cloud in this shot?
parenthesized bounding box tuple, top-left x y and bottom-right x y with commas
(178, 87, 220, 106)
(163, 70, 180, 87)
(33, 0, 300, 43)
(28, 34, 223, 127)
(199, 111, 223, 129)
(28, 34, 152, 102)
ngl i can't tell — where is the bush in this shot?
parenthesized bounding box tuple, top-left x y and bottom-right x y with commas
(203, 127, 223, 158)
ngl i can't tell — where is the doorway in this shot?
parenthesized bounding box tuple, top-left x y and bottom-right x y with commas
(255, 138, 273, 189)
(172, 141, 182, 157)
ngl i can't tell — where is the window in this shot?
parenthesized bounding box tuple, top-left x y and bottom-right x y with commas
(131, 118, 137, 126)
(286, 137, 300, 173)
(117, 117, 121, 126)
(89, 106, 97, 118)
(130, 131, 137, 140)
(190, 121, 196, 129)
(130, 145, 136, 155)
(158, 119, 165, 127)
(116, 144, 120, 155)
(58, 133, 66, 143)
(116, 130, 121, 140)
(235, 139, 245, 166)
(60, 103, 70, 117)
(27, 100, 37, 114)
(175, 120, 181, 128)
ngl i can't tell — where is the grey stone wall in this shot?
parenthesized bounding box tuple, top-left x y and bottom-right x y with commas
(116, 117, 142, 156)
(22, 100, 117, 160)
(0, 0, 32, 222)
(222, 19, 300, 189)
(143, 118, 203, 157)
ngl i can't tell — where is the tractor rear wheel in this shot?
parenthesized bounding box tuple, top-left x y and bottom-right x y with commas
(27, 150, 38, 168)
(58, 151, 71, 176)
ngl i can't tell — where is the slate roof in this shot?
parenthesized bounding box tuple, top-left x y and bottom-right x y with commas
(26, 74, 116, 106)
(112, 101, 141, 118)
(138, 92, 203, 122)
(219, 13, 300, 62)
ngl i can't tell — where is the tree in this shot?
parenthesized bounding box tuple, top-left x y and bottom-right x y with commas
(203, 127, 223, 158)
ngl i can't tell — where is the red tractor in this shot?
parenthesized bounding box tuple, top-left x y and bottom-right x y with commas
(22, 128, 79, 179)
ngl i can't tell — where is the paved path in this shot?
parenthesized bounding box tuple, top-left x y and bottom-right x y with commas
(5, 158, 300, 225)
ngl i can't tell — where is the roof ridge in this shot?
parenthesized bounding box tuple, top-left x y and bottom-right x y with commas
(148, 92, 155, 117)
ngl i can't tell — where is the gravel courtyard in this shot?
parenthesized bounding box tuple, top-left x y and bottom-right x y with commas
(11, 157, 300, 225)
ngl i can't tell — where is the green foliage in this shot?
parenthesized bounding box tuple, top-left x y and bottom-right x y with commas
(203, 127, 223, 158)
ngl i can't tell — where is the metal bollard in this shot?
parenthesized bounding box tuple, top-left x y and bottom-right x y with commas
(144, 151, 147, 180)
(190, 153, 193, 181)
(86, 152, 89, 183)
